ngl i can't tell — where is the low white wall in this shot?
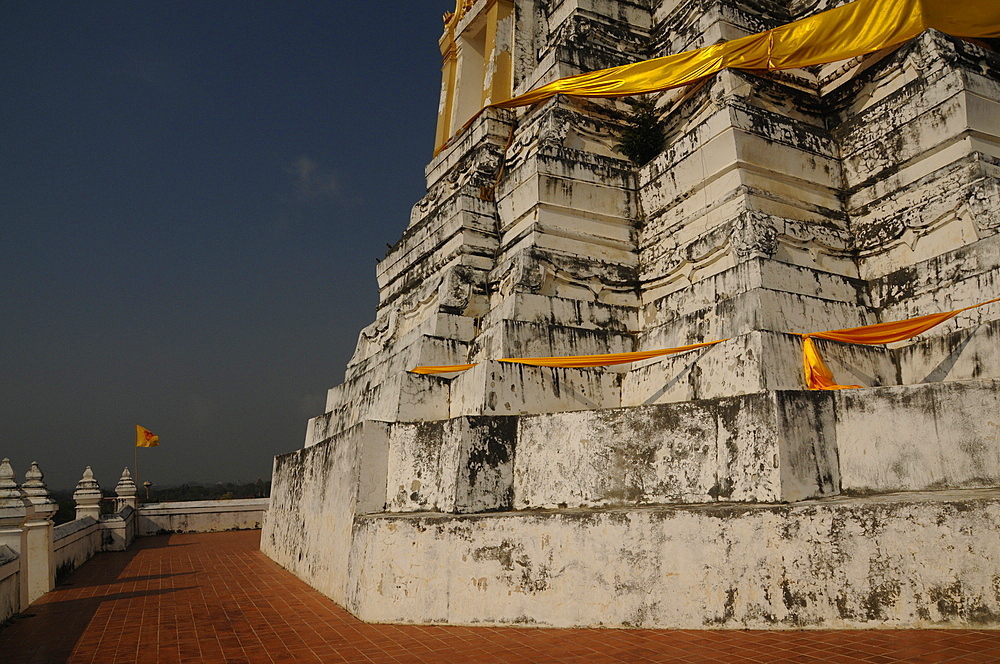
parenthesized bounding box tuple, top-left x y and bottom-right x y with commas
(53, 517, 101, 580)
(100, 506, 136, 551)
(138, 498, 269, 536)
(0, 545, 19, 624)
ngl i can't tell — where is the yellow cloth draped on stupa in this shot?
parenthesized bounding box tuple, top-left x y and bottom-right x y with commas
(488, 0, 1000, 111)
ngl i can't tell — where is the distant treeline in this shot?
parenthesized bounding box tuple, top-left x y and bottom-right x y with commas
(148, 480, 271, 503)
(49, 480, 270, 525)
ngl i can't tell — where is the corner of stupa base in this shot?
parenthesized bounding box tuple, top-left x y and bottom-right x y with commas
(262, 376, 1000, 629)
(262, 0, 1000, 631)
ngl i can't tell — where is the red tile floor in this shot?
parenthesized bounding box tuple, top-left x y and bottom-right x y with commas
(1, 530, 998, 663)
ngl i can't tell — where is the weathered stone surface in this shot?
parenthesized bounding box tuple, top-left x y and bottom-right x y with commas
(515, 390, 839, 507)
(52, 517, 100, 581)
(449, 361, 622, 418)
(386, 416, 517, 514)
(621, 331, 899, 405)
(485, 291, 639, 333)
(653, 0, 792, 55)
(898, 318, 1000, 384)
(347, 489, 1000, 629)
(263, 421, 389, 604)
(301, 10, 1000, 459)
(263, 0, 1000, 631)
(531, 0, 652, 87)
(836, 381, 1000, 494)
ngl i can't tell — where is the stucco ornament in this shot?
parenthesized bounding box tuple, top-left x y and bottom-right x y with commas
(967, 178, 1000, 231)
(0, 459, 27, 533)
(21, 461, 47, 497)
(538, 111, 570, 149)
(730, 209, 777, 259)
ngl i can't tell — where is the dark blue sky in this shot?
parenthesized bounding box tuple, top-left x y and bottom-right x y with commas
(2, 1, 444, 490)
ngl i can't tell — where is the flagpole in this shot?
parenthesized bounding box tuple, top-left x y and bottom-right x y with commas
(134, 433, 139, 492)
(134, 426, 158, 500)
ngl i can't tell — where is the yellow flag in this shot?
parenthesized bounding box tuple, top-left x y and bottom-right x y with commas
(136, 425, 159, 448)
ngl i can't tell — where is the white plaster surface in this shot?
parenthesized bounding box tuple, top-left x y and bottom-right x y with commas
(835, 381, 1000, 494)
(449, 361, 621, 418)
(262, 423, 385, 605)
(0, 545, 19, 625)
(24, 521, 53, 605)
(347, 489, 1000, 629)
(139, 498, 267, 536)
(53, 517, 101, 579)
(386, 417, 516, 514)
(102, 506, 137, 551)
(514, 391, 839, 508)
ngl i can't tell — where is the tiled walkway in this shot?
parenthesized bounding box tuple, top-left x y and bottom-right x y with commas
(1, 531, 998, 663)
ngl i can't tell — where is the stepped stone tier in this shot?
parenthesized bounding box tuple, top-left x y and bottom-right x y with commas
(262, 0, 1000, 628)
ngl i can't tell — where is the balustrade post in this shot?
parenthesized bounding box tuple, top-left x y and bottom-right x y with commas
(0, 458, 29, 610)
(21, 461, 57, 604)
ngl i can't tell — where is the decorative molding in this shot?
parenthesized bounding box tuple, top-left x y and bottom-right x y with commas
(967, 177, 1000, 231)
(357, 309, 398, 354)
(538, 111, 570, 149)
(730, 209, 778, 259)
(641, 210, 857, 294)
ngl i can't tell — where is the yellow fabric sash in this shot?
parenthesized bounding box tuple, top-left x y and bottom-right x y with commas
(409, 340, 724, 375)
(410, 298, 999, 389)
(410, 363, 478, 375)
(801, 296, 1000, 390)
(802, 336, 855, 390)
(487, 0, 1000, 113)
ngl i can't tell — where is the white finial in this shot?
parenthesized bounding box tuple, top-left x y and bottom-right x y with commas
(0, 458, 15, 489)
(22, 461, 56, 521)
(116, 467, 137, 497)
(0, 458, 27, 526)
(74, 466, 103, 516)
(75, 466, 101, 492)
(0, 458, 20, 501)
(21, 461, 48, 497)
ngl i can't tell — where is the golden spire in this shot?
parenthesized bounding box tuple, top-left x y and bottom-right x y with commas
(443, 0, 476, 29)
